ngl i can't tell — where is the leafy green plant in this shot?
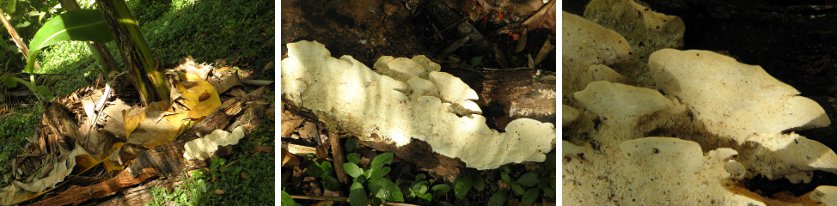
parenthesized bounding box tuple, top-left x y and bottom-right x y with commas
(405, 174, 432, 202)
(306, 160, 340, 191)
(497, 151, 557, 205)
(431, 183, 451, 197)
(515, 171, 540, 204)
(0, 105, 42, 179)
(454, 174, 473, 200)
(488, 190, 507, 206)
(148, 170, 209, 206)
(0, 9, 113, 101)
(500, 167, 541, 204)
(99, 0, 171, 106)
(23, 9, 113, 75)
(343, 152, 403, 206)
(393, 173, 454, 204)
(9, 0, 173, 105)
(349, 181, 368, 206)
(281, 190, 301, 206)
(149, 123, 275, 205)
(344, 138, 359, 153)
(130, 0, 274, 76)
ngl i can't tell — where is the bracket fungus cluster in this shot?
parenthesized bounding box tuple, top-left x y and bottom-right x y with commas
(281, 40, 555, 170)
(563, 0, 837, 205)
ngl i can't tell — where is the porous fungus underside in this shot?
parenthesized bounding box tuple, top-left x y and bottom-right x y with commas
(281, 41, 556, 170)
(563, 0, 837, 205)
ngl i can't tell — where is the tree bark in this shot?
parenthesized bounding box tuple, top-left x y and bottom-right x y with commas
(97, 0, 170, 107)
(30, 168, 161, 206)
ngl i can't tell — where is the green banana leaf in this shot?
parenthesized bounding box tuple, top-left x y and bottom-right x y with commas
(24, 9, 114, 74)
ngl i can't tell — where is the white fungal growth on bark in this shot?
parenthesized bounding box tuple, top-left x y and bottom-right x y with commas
(281, 40, 555, 169)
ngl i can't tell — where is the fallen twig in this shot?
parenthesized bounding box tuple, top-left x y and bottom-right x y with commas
(288, 195, 421, 206)
(521, 0, 555, 33)
(241, 79, 273, 86)
(290, 195, 348, 201)
(329, 132, 349, 184)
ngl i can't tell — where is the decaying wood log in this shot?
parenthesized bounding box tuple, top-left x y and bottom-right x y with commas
(478, 69, 556, 129)
(30, 168, 160, 206)
(359, 137, 463, 182)
(229, 104, 265, 133)
(178, 110, 232, 141)
(444, 68, 556, 129)
(128, 140, 204, 178)
(94, 179, 163, 206)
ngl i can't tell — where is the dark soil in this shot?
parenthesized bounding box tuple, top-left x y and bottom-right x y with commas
(281, 0, 555, 72)
(281, 0, 431, 65)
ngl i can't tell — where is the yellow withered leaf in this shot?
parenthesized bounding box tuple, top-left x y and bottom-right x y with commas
(127, 112, 188, 149)
(176, 72, 221, 119)
(74, 153, 99, 173)
(122, 107, 145, 137)
(102, 99, 132, 138)
(102, 142, 126, 172)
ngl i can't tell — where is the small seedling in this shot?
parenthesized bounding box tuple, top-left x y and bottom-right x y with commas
(453, 174, 473, 200)
(431, 183, 451, 197)
(488, 190, 507, 206)
(403, 174, 432, 203)
(347, 153, 361, 164)
(343, 152, 403, 206)
(306, 160, 340, 190)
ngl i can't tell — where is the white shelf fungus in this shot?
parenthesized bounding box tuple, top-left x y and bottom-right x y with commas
(564, 137, 765, 205)
(563, 1, 837, 204)
(649, 49, 837, 181)
(561, 105, 580, 127)
(573, 81, 671, 120)
(183, 126, 245, 160)
(584, 0, 685, 86)
(650, 49, 830, 137)
(281, 40, 555, 170)
(562, 11, 632, 102)
(811, 186, 837, 205)
(428, 71, 479, 103)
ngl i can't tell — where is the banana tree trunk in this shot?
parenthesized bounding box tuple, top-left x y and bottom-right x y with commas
(97, 0, 169, 107)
